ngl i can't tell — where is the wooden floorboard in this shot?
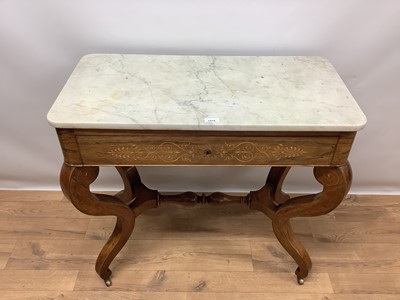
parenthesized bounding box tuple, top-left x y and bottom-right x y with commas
(186, 293, 400, 300)
(0, 270, 78, 291)
(74, 270, 333, 293)
(0, 291, 187, 300)
(0, 240, 16, 269)
(0, 191, 399, 298)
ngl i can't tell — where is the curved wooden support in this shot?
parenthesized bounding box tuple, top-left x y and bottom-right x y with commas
(249, 167, 291, 218)
(115, 167, 134, 203)
(114, 166, 159, 216)
(267, 167, 291, 204)
(272, 161, 352, 282)
(60, 163, 136, 283)
(60, 161, 351, 286)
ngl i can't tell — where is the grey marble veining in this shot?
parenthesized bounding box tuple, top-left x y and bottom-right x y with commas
(47, 54, 366, 131)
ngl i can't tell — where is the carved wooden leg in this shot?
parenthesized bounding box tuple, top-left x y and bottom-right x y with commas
(60, 163, 136, 286)
(272, 161, 352, 284)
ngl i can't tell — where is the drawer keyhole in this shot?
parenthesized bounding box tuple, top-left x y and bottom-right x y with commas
(204, 149, 212, 155)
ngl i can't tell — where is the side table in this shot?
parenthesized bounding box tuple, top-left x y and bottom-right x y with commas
(47, 54, 366, 286)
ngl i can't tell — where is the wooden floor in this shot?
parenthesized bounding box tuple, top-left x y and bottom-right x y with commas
(0, 190, 399, 299)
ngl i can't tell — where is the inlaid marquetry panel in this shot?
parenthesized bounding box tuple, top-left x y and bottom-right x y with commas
(74, 134, 338, 166)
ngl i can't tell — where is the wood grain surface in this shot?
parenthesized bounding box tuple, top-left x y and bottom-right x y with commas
(57, 129, 355, 166)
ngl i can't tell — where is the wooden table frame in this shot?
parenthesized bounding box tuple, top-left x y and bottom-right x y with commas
(57, 128, 354, 286)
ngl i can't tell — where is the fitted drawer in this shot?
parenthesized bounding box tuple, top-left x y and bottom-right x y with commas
(55, 129, 354, 166)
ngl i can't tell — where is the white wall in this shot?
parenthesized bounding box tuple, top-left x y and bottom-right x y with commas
(1, 0, 399, 194)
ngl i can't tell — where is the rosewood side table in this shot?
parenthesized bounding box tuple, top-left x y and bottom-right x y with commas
(47, 54, 366, 286)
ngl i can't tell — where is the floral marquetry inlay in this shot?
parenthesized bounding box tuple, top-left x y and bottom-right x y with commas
(219, 142, 307, 162)
(106, 141, 308, 164)
(107, 142, 196, 162)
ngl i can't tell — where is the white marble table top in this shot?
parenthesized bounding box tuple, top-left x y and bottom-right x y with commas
(47, 54, 366, 131)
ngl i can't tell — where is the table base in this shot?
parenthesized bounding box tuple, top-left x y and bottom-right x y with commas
(60, 162, 351, 286)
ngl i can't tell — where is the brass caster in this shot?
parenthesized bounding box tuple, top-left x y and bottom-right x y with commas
(297, 278, 304, 285)
(104, 278, 112, 287)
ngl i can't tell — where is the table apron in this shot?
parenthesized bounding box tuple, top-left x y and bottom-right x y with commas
(56, 129, 355, 167)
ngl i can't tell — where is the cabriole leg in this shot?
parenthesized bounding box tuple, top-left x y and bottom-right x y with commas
(250, 163, 352, 284)
(60, 163, 136, 286)
(272, 162, 352, 284)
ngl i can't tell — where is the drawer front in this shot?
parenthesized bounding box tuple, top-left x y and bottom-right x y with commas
(75, 135, 338, 166)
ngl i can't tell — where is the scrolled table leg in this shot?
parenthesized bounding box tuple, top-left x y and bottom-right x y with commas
(60, 163, 136, 286)
(272, 161, 352, 284)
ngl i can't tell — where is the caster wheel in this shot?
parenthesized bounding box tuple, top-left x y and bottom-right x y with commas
(297, 278, 304, 285)
(104, 278, 112, 287)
